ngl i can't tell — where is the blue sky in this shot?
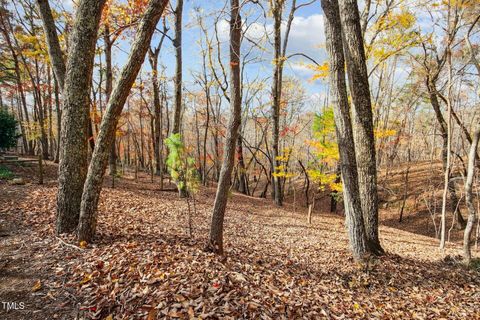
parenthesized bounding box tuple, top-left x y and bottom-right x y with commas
(92, 0, 328, 104)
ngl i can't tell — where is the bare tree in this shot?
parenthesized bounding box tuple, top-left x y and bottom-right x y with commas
(461, 13, 479, 261)
(206, 0, 242, 255)
(463, 124, 479, 264)
(148, 20, 168, 187)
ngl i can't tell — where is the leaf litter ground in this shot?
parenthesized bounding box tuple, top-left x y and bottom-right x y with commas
(0, 162, 479, 319)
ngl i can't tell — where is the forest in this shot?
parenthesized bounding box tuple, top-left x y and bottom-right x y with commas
(0, 0, 479, 318)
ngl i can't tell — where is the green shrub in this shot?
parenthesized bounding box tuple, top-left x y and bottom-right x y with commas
(165, 133, 200, 195)
(0, 109, 18, 149)
(0, 166, 13, 180)
(470, 258, 480, 271)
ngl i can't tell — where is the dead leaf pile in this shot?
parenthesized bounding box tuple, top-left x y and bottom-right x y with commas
(1, 173, 479, 319)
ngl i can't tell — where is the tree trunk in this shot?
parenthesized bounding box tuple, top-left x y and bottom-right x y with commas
(271, 4, 283, 207)
(202, 94, 210, 185)
(236, 133, 248, 194)
(78, 0, 169, 242)
(0, 12, 32, 154)
(148, 47, 162, 177)
(103, 26, 117, 186)
(36, 0, 66, 89)
(321, 0, 369, 260)
(440, 33, 454, 249)
(55, 0, 106, 234)
(427, 79, 466, 229)
(330, 165, 341, 213)
(338, 0, 383, 255)
(47, 68, 55, 159)
(206, 0, 242, 255)
(172, 0, 183, 134)
(148, 24, 167, 187)
(37, 0, 66, 161)
(53, 75, 61, 163)
(464, 124, 480, 264)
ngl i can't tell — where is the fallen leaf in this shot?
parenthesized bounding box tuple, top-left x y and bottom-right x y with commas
(32, 280, 42, 292)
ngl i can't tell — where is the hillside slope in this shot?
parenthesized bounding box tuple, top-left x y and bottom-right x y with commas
(0, 161, 479, 319)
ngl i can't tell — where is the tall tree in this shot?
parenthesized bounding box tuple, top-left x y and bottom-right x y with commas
(172, 0, 183, 134)
(78, 0, 169, 243)
(206, 0, 242, 255)
(321, 0, 368, 260)
(38, 0, 107, 234)
(148, 20, 168, 184)
(338, 0, 383, 254)
(463, 123, 479, 264)
(0, 5, 32, 154)
(270, 0, 284, 207)
(36, 0, 66, 89)
(269, 0, 313, 206)
(103, 24, 116, 185)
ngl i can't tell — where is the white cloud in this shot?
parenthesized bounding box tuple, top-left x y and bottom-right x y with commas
(284, 14, 325, 57)
(216, 13, 325, 58)
(61, 0, 74, 9)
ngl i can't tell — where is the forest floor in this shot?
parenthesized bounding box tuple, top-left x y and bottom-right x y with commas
(0, 160, 479, 319)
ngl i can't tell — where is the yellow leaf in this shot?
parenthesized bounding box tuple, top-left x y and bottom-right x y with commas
(80, 273, 93, 285)
(32, 280, 42, 292)
(79, 240, 88, 248)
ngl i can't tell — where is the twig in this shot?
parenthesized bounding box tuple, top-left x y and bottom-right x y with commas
(56, 236, 83, 250)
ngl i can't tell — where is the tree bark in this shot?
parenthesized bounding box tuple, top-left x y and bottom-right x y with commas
(47, 68, 55, 159)
(172, 0, 183, 134)
(36, 0, 66, 89)
(78, 0, 169, 242)
(271, 1, 283, 207)
(103, 25, 117, 186)
(206, 0, 242, 255)
(236, 133, 248, 194)
(427, 78, 466, 229)
(148, 24, 167, 184)
(464, 124, 480, 264)
(338, 0, 383, 255)
(53, 75, 61, 163)
(321, 0, 369, 260)
(55, 0, 106, 234)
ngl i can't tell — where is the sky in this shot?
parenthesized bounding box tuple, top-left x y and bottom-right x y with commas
(60, 0, 329, 107)
(51, 0, 480, 118)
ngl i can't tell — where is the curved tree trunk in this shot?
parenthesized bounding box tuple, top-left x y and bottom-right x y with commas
(464, 125, 480, 264)
(206, 0, 242, 255)
(78, 0, 169, 242)
(36, 0, 66, 89)
(427, 79, 466, 229)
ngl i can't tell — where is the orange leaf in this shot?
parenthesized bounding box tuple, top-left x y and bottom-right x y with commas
(32, 280, 42, 292)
